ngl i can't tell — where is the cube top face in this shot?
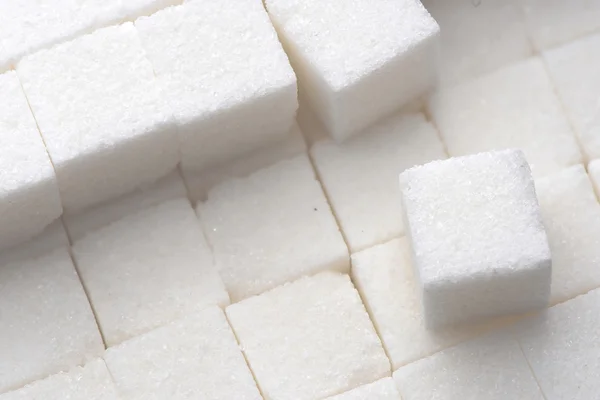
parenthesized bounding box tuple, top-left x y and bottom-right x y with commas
(401, 150, 550, 286)
(265, 0, 438, 91)
(226, 272, 390, 400)
(17, 22, 172, 166)
(135, 0, 296, 125)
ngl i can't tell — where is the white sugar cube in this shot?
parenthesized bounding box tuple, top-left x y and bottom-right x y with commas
(0, 0, 180, 72)
(311, 112, 446, 253)
(265, 0, 439, 141)
(198, 155, 348, 302)
(422, 0, 532, 85)
(544, 33, 600, 161)
(105, 306, 262, 400)
(393, 332, 545, 400)
(183, 123, 306, 203)
(324, 378, 401, 400)
(72, 198, 228, 347)
(351, 238, 515, 369)
(401, 150, 551, 328)
(515, 288, 600, 400)
(428, 57, 582, 178)
(0, 71, 62, 251)
(135, 0, 297, 172)
(227, 272, 390, 400)
(17, 23, 178, 213)
(0, 248, 104, 393)
(521, 0, 600, 50)
(535, 165, 600, 304)
(64, 170, 187, 242)
(0, 359, 118, 400)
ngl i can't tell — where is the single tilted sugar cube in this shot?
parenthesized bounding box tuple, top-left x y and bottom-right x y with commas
(0, 248, 104, 393)
(311, 112, 446, 253)
(72, 198, 229, 347)
(544, 33, 600, 161)
(393, 332, 545, 400)
(323, 378, 401, 400)
(0, 0, 180, 72)
(535, 165, 600, 304)
(17, 23, 178, 213)
(135, 0, 297, 172)
(0, 359, 118, 400)
(521, 0, 600, 50)
(183, 123, 306, 203)
(198, 154, 348, 302)
(514, 288, 600, 400)
(351, 238, 514, 369)
(0, 71, 62, 251)
(227, 272, 390, 400)
(105, 306, 262, 400)
(428, 57, 582, 178)
(421, 0, 532, 85)
(401, 149, 551, 328)
(265, 0, 439, 141)
(64, 170, 187, 242)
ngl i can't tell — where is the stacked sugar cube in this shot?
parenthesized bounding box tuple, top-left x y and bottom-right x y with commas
(3, 0, 600, 399)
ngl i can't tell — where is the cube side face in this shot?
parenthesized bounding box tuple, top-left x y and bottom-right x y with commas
(401, 150, 551, 327)
(17, 23, 178, 213)
(266, 0, 439, 141)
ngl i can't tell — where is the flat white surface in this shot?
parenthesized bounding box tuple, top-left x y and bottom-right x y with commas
(136, 0, 297, 172)
(266, 0, 439, 140)
(535, 165, 600, 304)
(515, 288, 600, 400)
(544, 32, 600, 161)
(428, 57, 582, 179)
(324, 377, 401, 400)
(311, 112, 446, 253)
(17, 23, 178, 213)
(72, 198, 229, 347)
(105, 306, 262, 400)
(401, 150, 551, 327)
(198, 154, 349, 302)
(0, 359, 118, 400)
(393, 332, 545, 400)
(0, 71, 62, 251)
(0, 248, 104, 394)
(227, 272, 390, 400)
(422, 0, 531, 85)
(351, 238, 515, 369)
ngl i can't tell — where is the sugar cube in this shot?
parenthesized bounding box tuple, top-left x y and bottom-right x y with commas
(0, 359, 118, 400)
(72, 198, 229, 347)
(544, 32, 600, 161)
(0, 0, 180, 72)
(17, 23, 178, 213)
(351, 238, 515, 369)
(135, 0, 297, 172)
(393, 332, 545, 400)
(227, 271, 390, 400)
(183, 123, 306, 203)
(521, 0, 600, 50)
(198, 154, 349, 302)
(64, 170, 187, 242)
(311, 112, 446, 253)
(265, 0, 439, 141)
(515, 288, 600, 400)
(324, 378, 401, 400)
(105, 306, 262, 400)
(535, 164, 600, 304)
(428, 57, 582, 178)
(0, 248, 104, 393)
(0, 71, 62, 251)
(421, 0, 532, 85)
(401, 149, 551, 328)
